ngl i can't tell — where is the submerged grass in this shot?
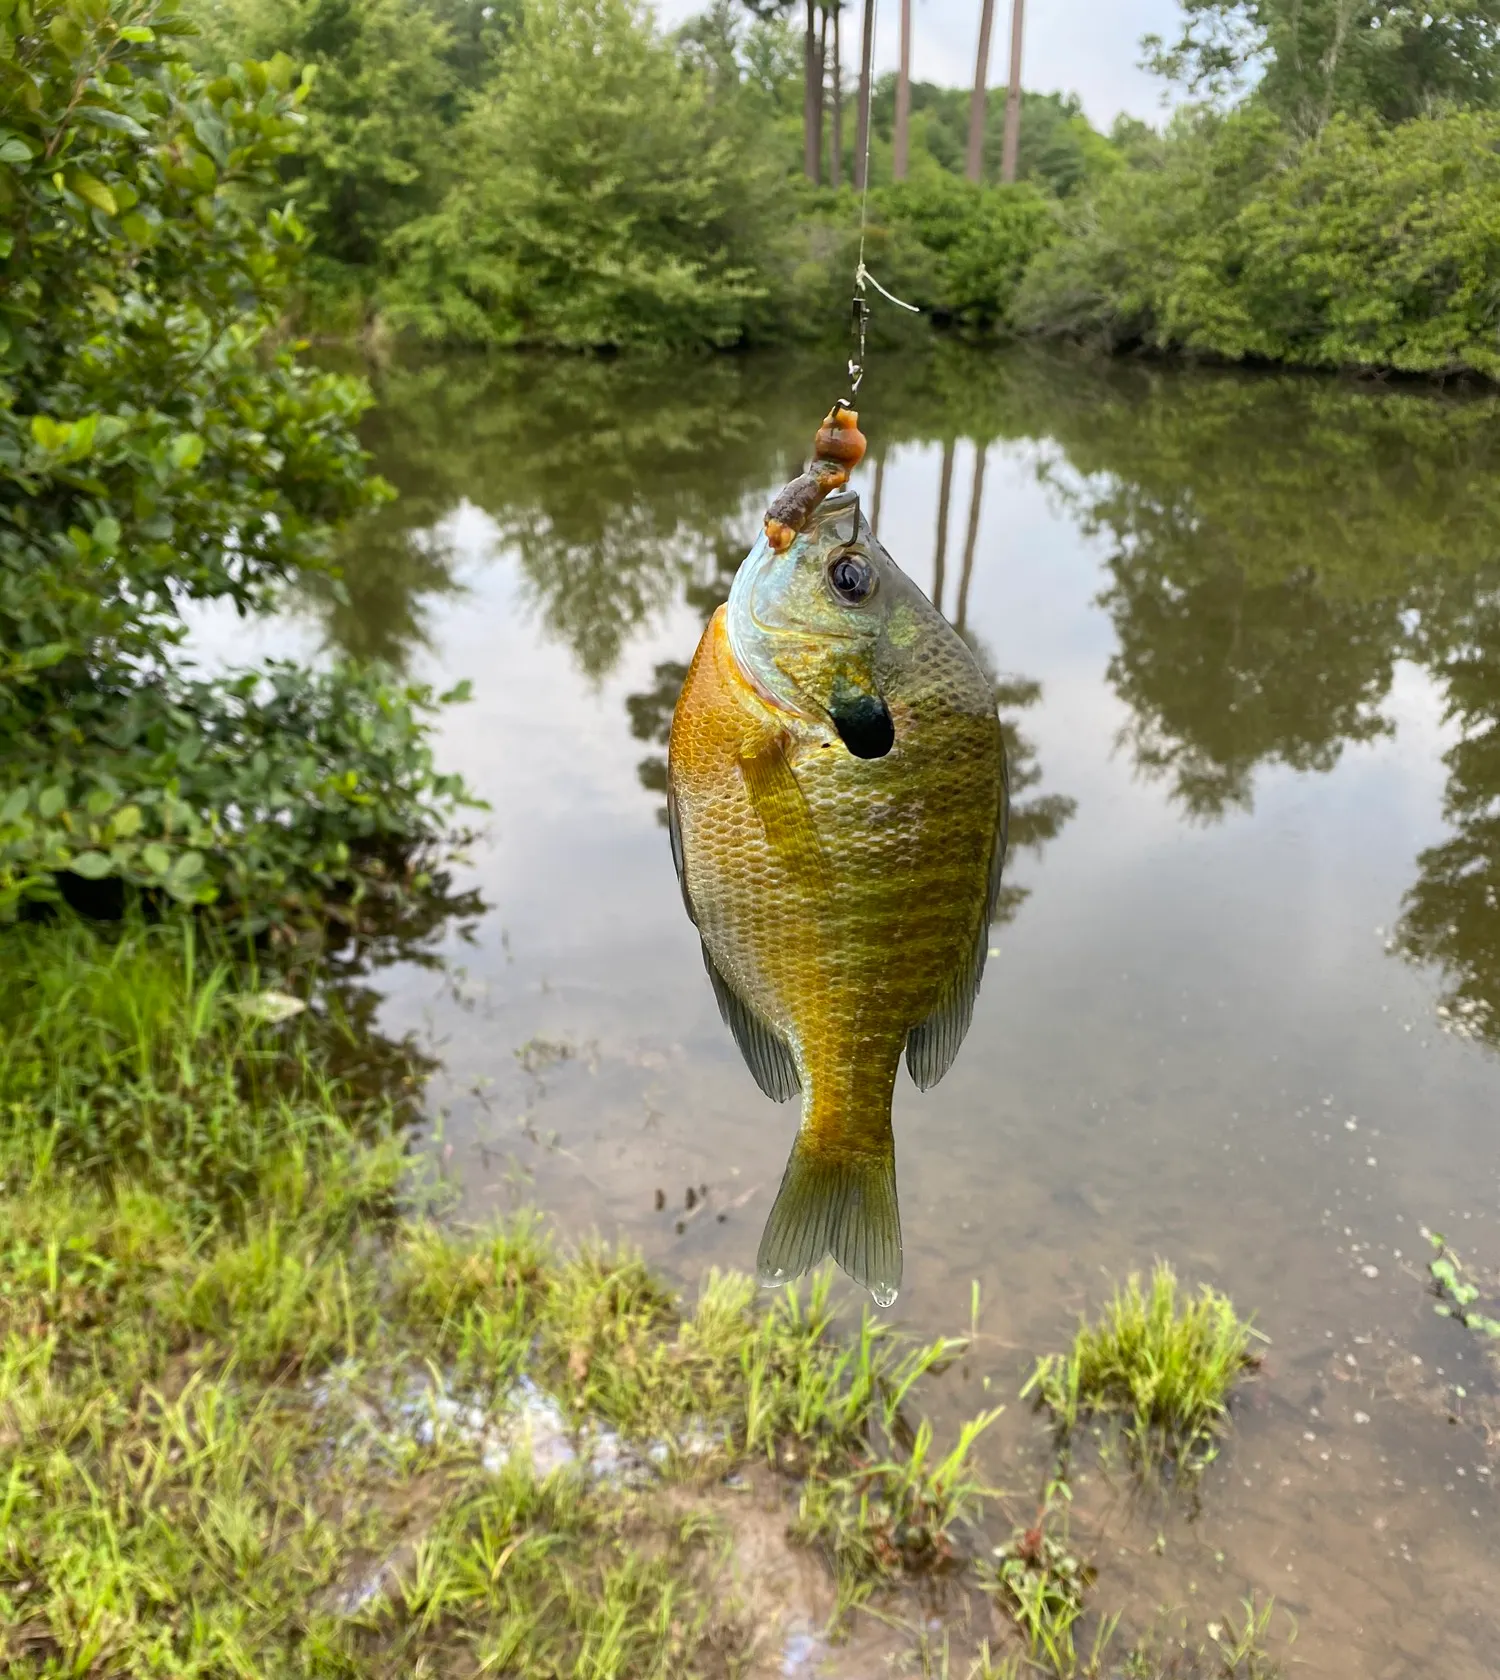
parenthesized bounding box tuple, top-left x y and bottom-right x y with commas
(0, 916, 1009, 1677)
(1023, 1264, 1263, 1477)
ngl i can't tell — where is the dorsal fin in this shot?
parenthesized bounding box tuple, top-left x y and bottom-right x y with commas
(906, 744, 1009, 1090)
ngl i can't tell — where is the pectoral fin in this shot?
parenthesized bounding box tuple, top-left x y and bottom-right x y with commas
(906, 756, 1009, 1090)
(738, 733, 832, 897)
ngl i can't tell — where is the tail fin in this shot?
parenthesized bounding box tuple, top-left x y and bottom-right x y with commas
(756, 1137, 902, 1307)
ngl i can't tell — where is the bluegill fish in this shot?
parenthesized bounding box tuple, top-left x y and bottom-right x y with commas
(667, 407, 1007, 1305)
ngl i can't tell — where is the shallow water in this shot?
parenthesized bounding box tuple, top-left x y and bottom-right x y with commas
(194, 344, 1500, 1673)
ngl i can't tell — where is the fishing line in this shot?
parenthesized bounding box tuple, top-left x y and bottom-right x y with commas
(845, 0, 919, 404)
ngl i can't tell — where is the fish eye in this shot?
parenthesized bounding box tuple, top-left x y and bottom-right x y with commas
(826, 550, 876, 606)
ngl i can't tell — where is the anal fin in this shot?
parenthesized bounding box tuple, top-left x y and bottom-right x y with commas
(702, 942, 800, 1103)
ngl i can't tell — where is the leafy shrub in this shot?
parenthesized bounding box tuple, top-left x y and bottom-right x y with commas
(1015, 105, 1500, 379)
(186, 0, 471, 298)
(880, 175, 1057, 331)
(787, 174, 1057, 346)
(381, 0, 786, 350)
(0, 0, 473, 922)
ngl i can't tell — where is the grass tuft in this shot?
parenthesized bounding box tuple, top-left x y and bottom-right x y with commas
(1120, 1595, 1289, 1678)
(1023, 1263, 1262, 1476)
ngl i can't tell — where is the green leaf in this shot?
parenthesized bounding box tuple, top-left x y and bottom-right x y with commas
(112, 804, 143, 838)
(69, 850, 112, 879)
(141, 843, 171, 876)
(118, 24, 154, 41)
(91, 515, 121, 552)
(165, 850, 207, 901)
(47, 11, 82, 51)
(76, 107, 148, 140)
(168, 850, 204, 884)
(37, 786, 66, 820)
(30, 414, 68, 451)
(169, 432, 205, 470)
(120, 212, 151, 243)
(17, 642, 68, 673)
(0, 136, 33, 165)
(65, 169, 118, 216)
(0, 788, 28, 825)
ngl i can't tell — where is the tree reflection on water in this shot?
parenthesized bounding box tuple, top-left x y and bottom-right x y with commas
(302, 344, 1500, 1048)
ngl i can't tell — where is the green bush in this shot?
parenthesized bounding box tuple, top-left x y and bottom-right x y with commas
(381, 0, 786, 350)
(866, 78, 1123, 197)
(880, 175, 1058, 331)
(186, 0, 473, 305)
(0, 0, 473, 923)
(786, 174, 1057, 347)
(1015, 105, 1500, 379)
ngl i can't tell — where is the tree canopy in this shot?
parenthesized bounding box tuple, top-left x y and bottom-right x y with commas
(1144, 0, 1500, 131)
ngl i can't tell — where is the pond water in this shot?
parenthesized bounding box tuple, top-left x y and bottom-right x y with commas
(195, 344, 1500, 1675)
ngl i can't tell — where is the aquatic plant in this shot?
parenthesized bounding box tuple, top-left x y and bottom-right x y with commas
(1426, 1232, 1500, 1340)
(1120, 1595, 1287, 1679)
(1023, 1262, 1262, 1475)
(982, 1477, 1117, 1676)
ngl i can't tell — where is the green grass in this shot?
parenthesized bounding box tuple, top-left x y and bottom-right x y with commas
(1023, 1264, 1263, 1477)
(1119, 1597, 1289, 1679)
(0, 916, 1010, 1677)
(0, 918, 1286, 1677)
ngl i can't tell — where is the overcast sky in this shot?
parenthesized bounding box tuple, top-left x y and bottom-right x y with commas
(651, 0, 1185, 129)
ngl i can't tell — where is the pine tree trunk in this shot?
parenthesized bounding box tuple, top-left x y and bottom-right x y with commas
(893, 0, 911, 181)
(956, 443, 987, 633)
(966, 0, 997, 183)
(831, 2, 843, 189)
(804, 0, 821, 182)
(1000, 0, 1024, 184)
(932, 439, 955, 615)
(854, 0, 875, 191)
(818, 4, 830, 183)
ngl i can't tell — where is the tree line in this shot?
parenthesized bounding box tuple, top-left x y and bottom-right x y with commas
(1015, 1, 1500, 377)
(177, 0, 1125, 350)
(167, 0, 1500, 378)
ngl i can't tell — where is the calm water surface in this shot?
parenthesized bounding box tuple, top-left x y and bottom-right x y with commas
(198, 346, 1500, 1675)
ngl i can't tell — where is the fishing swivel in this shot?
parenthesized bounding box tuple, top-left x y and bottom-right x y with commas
(847, 293, 871, 401)
(843, 264, 918, 408)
